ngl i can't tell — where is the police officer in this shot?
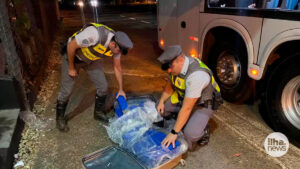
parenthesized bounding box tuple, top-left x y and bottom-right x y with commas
(157, 45, 222, 150)
(56, 23, 133, 132)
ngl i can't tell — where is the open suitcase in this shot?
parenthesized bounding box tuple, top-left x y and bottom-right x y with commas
(82, 142, 186, 169)
(82, 95, 187, 169)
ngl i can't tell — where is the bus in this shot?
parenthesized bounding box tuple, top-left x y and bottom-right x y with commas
(157, 0, 300, 144)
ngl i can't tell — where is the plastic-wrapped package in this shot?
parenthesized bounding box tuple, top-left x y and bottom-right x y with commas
(114, 93, 128, 117)
(126, 96, 154, 112)
(105, 96, 188, 168)
(126, 96, 163, 123)
(135, 146, 171, 168)
(128, 128, 184, 168)
(121, 123, 149, 148)
(105, 107, 152, 145)
(142, 101, 163, 123)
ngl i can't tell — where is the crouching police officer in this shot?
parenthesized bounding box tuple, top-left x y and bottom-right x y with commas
(57, 23, 133, 132)
(157, 45, 222, 150)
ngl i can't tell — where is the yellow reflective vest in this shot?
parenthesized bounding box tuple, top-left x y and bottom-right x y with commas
(71, 23, 114, 62)
(170, 57, 221, 105)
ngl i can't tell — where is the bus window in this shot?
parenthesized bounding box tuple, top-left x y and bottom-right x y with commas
(208, 0, 300, 10)
(208, 0, 257, 8)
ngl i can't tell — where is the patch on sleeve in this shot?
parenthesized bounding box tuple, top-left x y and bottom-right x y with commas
(177, 78, 182, 87)
(88, 37, 94, 44)
(82, 39, 89, 45)
(186, 81, 191, 88)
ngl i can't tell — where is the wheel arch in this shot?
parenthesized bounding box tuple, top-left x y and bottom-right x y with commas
(258, 40, 300, 98)
(258, 29, 300, 80)
(202, 24, 256, 103)
(199, 19, 254, 73)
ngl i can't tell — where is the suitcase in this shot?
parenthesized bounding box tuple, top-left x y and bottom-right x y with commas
(82, 141, 186, 169)
(82, 95, 187, 169)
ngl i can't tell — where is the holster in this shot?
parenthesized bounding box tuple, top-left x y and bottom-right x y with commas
(212, 91, 223, 110)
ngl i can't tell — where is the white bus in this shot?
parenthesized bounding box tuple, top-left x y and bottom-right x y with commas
(158, 0, 300, 144)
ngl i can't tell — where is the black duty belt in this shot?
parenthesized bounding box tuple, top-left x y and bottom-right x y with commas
(198, 100, 213, 108)
(74, 55, 84, 64)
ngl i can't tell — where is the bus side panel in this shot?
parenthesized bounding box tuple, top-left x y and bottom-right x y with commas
(177, 0, 201, 57)
(198, 13, 263, 64)
(158, 0, 178, 49)
(258, 18, 300, 67)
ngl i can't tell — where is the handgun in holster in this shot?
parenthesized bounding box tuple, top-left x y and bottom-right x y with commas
(212, 91, 223, 110)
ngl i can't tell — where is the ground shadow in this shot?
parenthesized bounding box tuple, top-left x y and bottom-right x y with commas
(67, 90, 95, 120)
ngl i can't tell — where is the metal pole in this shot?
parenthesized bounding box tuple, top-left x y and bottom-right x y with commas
(78, 0, 85, 25)
(95, 6, 99, 23)
(80, 6, 85, 25)
(93, 7, 96, 22)
(90, 0, 99, 23)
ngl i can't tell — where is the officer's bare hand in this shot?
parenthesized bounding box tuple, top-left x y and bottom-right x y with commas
(161, 133, 178, 149)
(68, 68, 78, 77)
(157, 102, 165, 116)
(116, 90, 126, 99)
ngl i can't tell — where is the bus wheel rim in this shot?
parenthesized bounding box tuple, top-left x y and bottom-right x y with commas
(281, 75, 300, 130)
(216, 51, 241, 86)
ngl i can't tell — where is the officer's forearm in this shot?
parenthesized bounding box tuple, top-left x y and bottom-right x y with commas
(159, 92, 171, 104)
(159, 81, 173, 104)
(114, 65, 123, 91)
(67, 52, 75, 69)
(67, 40, 78, 69)
(113, 57, 123, 91)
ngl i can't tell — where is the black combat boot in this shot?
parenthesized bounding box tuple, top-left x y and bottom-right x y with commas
(189, 124, 211, 151)
(94, 94, 114, 122)
(198, 124, 210, 146)
(56, 100, 69, 132)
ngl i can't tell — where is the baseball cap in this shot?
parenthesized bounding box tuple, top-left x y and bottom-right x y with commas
(157, 45, 182, 70)
(115, 31, 133, 55)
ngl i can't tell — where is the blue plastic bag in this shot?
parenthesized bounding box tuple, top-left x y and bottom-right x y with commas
(130, 129, 181, 168)
(114, 93, 128, 117)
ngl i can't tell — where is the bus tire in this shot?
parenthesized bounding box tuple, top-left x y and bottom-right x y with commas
(261, 54, 300, 145)
(208, 41, 253, 104)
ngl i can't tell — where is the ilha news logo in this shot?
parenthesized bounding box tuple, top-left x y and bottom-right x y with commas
(264, 132, 289, 157)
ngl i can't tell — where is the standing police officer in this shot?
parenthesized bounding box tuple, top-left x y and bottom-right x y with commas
(157, 45, 222, 150)
(57, 23, 133, 132)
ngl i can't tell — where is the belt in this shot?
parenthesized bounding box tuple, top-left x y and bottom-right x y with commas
(198, 100, 212, 108)
(74, 55, 84, 64)
(64, 53, 84, 64)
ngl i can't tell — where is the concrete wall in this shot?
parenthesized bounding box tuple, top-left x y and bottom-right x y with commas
(0, 44, 7, 76)
(0, 0, 60, 108)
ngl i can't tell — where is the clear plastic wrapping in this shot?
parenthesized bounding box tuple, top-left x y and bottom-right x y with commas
(129, 128, 186, 168)
(20, 110, 56, 131)
(105, 97, 187, 168)
(106, 107, 152, 146)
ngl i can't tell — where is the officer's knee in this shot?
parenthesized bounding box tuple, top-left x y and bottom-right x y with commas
(183, 124, 206, 142)
(96, 81, 108, 94)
